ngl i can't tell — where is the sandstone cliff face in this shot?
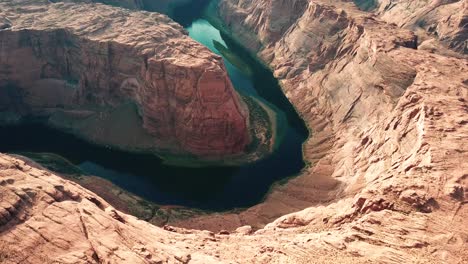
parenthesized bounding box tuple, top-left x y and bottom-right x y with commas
(0, 0, 250, 158)
(0, 154, 371, 264)
(361, 0, 468, 54)
(59, 0, 144, 9)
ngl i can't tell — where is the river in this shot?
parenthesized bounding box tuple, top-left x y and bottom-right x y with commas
(0, 7, 308, 211)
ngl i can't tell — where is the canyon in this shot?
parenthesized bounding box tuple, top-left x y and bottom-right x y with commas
(1, 0, 467, 263)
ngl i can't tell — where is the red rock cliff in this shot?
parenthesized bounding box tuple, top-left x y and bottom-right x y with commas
(0, 0, 250, 158)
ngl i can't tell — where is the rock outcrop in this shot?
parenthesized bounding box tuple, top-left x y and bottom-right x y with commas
(59, 0, 144, 9)
(59, 0, 192, 15)
(357, 0, 467, 54)
(57, 0, 190, 14)
(0, 0, 250, 159)
(183, 0, 467, 261)
(0, 153, 377, 264)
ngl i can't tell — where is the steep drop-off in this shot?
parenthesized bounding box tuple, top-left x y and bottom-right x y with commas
(0, 0, 251, 160)
(0, 153, 369, 264)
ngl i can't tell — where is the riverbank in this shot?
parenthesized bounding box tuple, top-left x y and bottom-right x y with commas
(12, 153, 213, 226)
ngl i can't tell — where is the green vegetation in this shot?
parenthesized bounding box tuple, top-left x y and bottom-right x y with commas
(152, 206, 210, 225)
(241, 95, 271, 154)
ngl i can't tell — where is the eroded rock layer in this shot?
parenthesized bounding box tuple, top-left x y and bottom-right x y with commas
(358, 0, 467, 54)
(0, 0, 467, 263)
(58, 0, 192, 15)
(0, 0, 250, 158)
(186, 0, 467, 261)
(0, 154, 371, 264)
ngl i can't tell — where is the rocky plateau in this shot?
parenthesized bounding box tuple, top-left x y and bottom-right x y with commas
(1, 0, 467, 263)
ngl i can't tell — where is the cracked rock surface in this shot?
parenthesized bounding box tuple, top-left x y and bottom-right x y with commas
(0, 0, 467, 263)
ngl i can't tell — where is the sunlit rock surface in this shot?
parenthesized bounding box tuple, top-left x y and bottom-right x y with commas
(1, 0, 467, 263)
(358, 0, 467, 54)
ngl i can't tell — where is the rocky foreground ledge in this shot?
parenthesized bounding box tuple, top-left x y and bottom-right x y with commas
(0, 0, 250, 160)
(0, 152, 376, 264)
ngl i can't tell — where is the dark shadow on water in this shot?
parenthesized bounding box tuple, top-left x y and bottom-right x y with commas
(171, 0, 212, 27)
(219, 31, 309, 136)
(0, 123, 304, 210)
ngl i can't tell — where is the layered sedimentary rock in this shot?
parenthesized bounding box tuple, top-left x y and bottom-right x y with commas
(1, 0, 467, 263)
(0, 154, 372, 264)
(0, 0, 250, 158)
(59, 0, 144, 9)
(356, 0, 468, 54)
(182, 0, 467, 262)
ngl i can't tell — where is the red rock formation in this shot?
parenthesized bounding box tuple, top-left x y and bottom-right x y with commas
(67, 0, 144, 9)
(0, 0, 250, 158)
(365, 0, 467, 54)
(1, 0, 467, 263)
(0, 154, 373, 263)
(170, 0, 468, 261)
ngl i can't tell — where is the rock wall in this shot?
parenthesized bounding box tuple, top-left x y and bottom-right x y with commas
(361, 0, 467, 54)
(0, 153, 372, 264)
(208, 0, 468, 262)
(59, 0, 144, 9)
(0, 0, 250, 158)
